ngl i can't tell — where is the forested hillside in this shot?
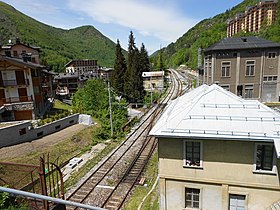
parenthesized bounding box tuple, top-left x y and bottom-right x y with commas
(154, 0, 280, 69)
(0, 1, 118, 71)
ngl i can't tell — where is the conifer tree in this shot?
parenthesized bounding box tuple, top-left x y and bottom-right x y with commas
(139, 43, 150, 73)
(112, 39, 126, 95)
(124, 31, 137, 102)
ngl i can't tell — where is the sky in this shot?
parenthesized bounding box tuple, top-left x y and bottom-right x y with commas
(2, 0, 244, 54)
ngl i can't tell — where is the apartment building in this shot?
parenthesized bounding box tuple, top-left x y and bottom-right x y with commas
(203, 36, 280, 102)
(149, 84, 280, 210)
(227, 0, 278, 37)
(65, 59, 98, 75)
(0, 39, 51, 121)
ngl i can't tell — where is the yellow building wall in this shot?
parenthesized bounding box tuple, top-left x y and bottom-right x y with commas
(158, 137, 280, 210)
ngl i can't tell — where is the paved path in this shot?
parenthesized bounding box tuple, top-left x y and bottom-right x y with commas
(0, 124, 88, 160)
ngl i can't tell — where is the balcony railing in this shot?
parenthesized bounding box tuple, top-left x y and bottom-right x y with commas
(0, 79, 30, 87)
(0, 96, 33, 106)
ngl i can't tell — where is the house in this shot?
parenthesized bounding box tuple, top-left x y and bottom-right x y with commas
(1, 38, 41, 64)
(203, 36, 280, 102)
(54, 73, 81, 97)
(97, 67, 113, 80)
(227, 0, 278, 37)
(149, 84, 280, 210)
(65, 59, 98, 75)
(142, 71, 165, 92)
(0, 39, 52, 121)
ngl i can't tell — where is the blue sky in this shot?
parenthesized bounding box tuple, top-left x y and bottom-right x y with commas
(2, 0, 243, 54)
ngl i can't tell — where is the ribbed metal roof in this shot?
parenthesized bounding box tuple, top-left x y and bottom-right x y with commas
(204, 36, 280, 52)
(149, 84, 280, 158)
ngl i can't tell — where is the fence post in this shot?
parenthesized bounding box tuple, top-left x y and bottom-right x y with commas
(39, 157, 49, 210)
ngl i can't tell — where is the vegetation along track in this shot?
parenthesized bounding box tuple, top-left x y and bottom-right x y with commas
(66, 70, 183, 210)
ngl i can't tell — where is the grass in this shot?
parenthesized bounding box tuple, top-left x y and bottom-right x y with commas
(64, 139, 120, 190)
(264, 102, 280, 107)
(0, 125, 96, 165)
(123, 151, 159, 210)
(53, 100, 72, 111)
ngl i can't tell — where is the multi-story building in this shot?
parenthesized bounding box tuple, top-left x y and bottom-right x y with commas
(0, 39, 52, 121)
(65, 59, 98, 75)
(227, 0, 278, 37)
(203, 36, 280, 102)
(150, 84, 280, 210)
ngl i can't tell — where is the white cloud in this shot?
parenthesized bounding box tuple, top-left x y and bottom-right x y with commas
(3, 0, 59, 15)
(68, 0, 197, 43)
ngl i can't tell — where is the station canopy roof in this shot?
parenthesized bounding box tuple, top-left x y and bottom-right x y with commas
(149, 84, 280, 158)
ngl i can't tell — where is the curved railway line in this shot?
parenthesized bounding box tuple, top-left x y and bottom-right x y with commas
(66, 69, 183, 210)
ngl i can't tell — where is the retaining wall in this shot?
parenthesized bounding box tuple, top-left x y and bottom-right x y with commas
(0, 114, 80, 148)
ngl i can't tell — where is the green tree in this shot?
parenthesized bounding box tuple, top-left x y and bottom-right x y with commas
(72, 79, 128, 138)
(124, 31, 137, 103)
(111, 39, 126, 95)
(155, 48, 165, 71)
(139, 43, 150, 73)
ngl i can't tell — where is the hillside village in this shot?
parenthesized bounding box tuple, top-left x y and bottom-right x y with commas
(0, 0, 280, 209)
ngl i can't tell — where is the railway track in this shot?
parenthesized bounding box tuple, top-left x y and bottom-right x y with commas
(66, 69, 183, 209)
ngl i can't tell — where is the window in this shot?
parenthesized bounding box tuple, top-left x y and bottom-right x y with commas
(208, 62, 212, 77)
(184, 141, 202, 167)
(245, 60, 255, 76)
(268, 52, 276, 59)
(244, 85, 253, 98)
(13, 50, 18, 57)
(229, 194, 246, 210)
(220, 85, 230, 91)
(185, 188, 200, 209)
(264, 76, 277, 82)
(221, 61, 230, 77)
(255, 143, 275, 171)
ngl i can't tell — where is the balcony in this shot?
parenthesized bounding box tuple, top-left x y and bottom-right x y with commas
(0, 79, 30, 87)
(0, 96, 33, 106)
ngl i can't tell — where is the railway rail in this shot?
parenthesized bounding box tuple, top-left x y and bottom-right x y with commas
(66, 69, 183, 209)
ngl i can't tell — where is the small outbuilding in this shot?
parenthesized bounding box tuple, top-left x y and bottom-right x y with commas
(142, 71, 164, 93)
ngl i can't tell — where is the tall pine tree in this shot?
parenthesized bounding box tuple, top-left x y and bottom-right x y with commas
(124, 31, 137, 103)
(112, 39, 126, 95)
(119, 32, 148, 104)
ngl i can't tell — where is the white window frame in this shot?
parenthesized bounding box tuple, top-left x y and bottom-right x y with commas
(244, 84, 254, 99)
(264, 75, 278, 82)
(183, 140, 203, 168)
(268, 52, 277, 59)
(245, 60, 255, 76)
(185, 187, 201, 210)
(253, 142, 277, 175)
(229, 193, 248, 210)
(221, 61, 231, 77)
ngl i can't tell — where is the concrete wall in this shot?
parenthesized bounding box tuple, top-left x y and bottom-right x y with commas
(158, 137, 280, 210)
(0, 114, 79, 148)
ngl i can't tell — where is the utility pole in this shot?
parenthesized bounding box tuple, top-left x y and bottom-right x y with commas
(197, 48, 202, 87)
(107, 80, 113, 137)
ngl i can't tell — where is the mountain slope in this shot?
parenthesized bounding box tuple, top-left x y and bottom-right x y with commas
(156, 0, 280, 69)
(0, 1, 117, 71)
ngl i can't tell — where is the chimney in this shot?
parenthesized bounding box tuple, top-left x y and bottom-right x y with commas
(16, 37, 20, 44)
